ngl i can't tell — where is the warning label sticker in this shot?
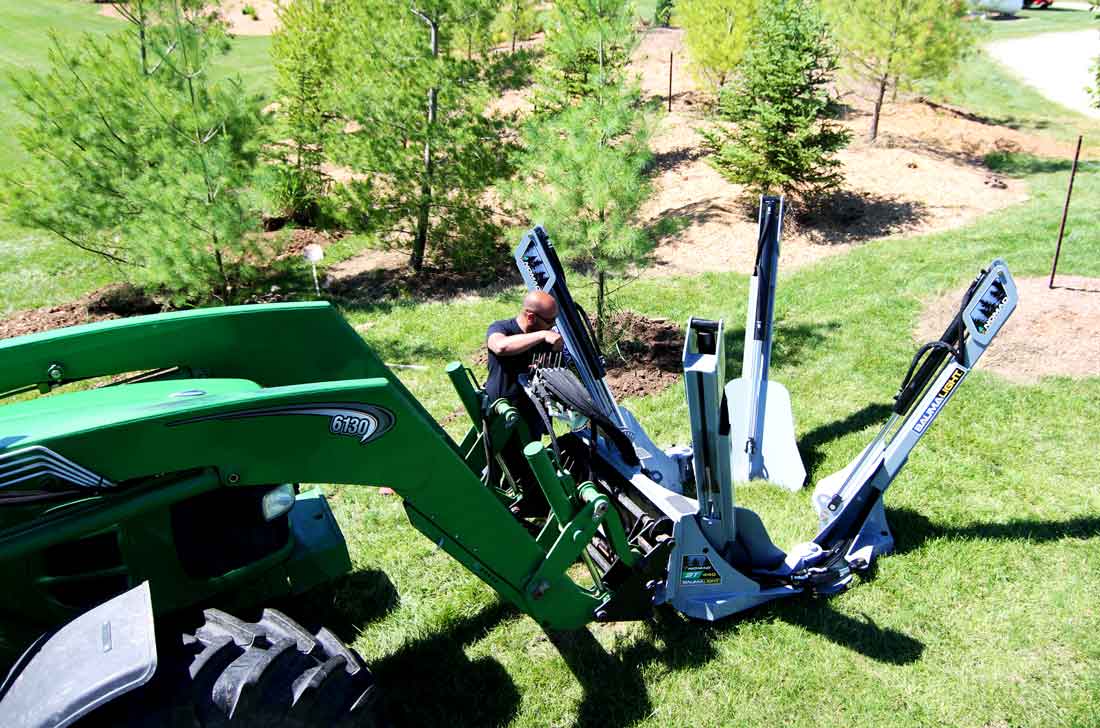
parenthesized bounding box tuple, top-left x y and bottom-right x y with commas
(680, 554, 721, 585)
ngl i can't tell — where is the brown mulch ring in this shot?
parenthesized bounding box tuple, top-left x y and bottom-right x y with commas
(327, 254, 519, 304)
(0, 284, 162, 341)
(916, 275, 1100, 384)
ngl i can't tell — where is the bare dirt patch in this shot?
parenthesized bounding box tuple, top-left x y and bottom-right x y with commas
(0, 284, 161, 341)
(97, 1, 281, 36)
(603, 311, 683, 398)
(631, 27, 1035, 277)
(916, 275, 1100, 383)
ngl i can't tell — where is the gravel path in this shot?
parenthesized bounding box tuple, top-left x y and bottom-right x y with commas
(986, 29, 1100, 118)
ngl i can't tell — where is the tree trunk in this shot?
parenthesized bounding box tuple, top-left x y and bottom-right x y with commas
(596, 270, 606, 349)
(410, 9, 439, 273)
(869, 74, 889, 143)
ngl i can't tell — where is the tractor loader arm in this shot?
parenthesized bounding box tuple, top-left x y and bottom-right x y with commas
(0, 303, 644, 632)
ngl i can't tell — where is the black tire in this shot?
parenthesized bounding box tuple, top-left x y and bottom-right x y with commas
(79, 607, 384, 728)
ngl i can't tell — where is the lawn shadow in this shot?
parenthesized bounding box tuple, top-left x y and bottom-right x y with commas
(888, 507, 1100, 556)
(547, 628, 660, 728)
(983, 151, 1100, 177)
(372, 601, 521, 728)
(547, 588, 923, 727)
(798, 402, 895, 477)
(271, 569, 401, 642)
(723, 319, 841, 371)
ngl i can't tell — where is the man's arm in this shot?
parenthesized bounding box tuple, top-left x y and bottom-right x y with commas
(488, 330, 563, 355)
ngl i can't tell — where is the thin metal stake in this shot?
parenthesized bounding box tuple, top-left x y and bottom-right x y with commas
(668, 51, 673, 113)
(1050, 134, 1083, 289)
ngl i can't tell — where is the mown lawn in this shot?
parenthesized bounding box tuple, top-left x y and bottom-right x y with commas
(287, 160, 1100, 728)
(0, 4, 1098, 727)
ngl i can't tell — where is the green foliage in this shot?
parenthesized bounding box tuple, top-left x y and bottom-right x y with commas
(451, 0, 497, 60)
(242, 4, 257, 18)
(702, 0, 849, 198)
(654, 0, 674, 27)
(521, 0, 651, 342)
(823, 0, 976, 141)
(677, 0, 759, 94)
(492, 0, 540, 52)
(327, 0, 511, 272)
(536, 0, 638, 111)
(1, 2, 270, 305)
(511, 87, 652, 344)
(268, 0, 338, 224)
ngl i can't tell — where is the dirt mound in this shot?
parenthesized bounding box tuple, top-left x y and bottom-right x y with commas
(603, 311, 683, 398)
(0, 284, 161, 341)
(915, 275, 1100, 384)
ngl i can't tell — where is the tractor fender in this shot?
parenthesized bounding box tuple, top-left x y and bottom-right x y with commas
(0, 582, 157, 728)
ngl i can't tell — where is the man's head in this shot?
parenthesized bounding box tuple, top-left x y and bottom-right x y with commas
(519, 290, 558, 332)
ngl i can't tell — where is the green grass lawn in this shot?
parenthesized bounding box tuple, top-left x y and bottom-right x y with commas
(0, 5, 1098, 725)
(981, 4, 1099, 39)
(927, 48, 1100, 146)
(291, 160, 1100, 727)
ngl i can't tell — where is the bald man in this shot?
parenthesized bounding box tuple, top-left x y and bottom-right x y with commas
(485, 290, 564, 437)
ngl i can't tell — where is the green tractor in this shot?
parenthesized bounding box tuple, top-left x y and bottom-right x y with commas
(0, 225, 1017, 727)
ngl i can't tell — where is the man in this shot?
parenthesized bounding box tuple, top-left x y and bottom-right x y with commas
(484, 289, 564, 435)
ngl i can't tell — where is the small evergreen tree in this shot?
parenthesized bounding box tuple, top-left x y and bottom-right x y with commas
(492, 0, 540, 53)
(677, 0, 759, 94)
(268, 0, 338, 225)
(823, 0, 975, 141)
(654, 0, 674, 27)
(513, 90, 652, 346)
(702, 0, 850, 198)
(515, 0, 651, 345)
(2, 2, 268, 304)
(328, 0, 510, 273)
(535, 0, 637, 111)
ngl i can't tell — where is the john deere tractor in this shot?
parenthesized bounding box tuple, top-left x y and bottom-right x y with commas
(0, 223, 1017, 727)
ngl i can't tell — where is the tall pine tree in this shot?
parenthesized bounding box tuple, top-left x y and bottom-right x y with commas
(515, 0, 652, 345)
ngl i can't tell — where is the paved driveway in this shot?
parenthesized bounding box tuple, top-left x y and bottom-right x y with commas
(986, 29, 1100, 118)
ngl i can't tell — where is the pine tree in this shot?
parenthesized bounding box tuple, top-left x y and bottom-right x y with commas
(515, 0, 652, 345)
(514, 91, 652, 346)
(677, 0, 759, 94)
(702, 0, 850, 198)
(823, 0, 975, 141)
(267, 0, 338, 225)
(327, 0, 509, 273)
(535, 0, 637, 111)
(492, 0, 540, 53)
(2, 1, 268, 305)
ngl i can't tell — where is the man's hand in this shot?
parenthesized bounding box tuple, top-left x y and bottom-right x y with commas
(543, 330, 564, 352)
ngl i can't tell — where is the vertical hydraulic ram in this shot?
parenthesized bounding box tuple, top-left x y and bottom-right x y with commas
(727, 196, 806, 491)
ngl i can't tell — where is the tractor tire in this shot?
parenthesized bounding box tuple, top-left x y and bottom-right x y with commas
(79, 607, 384, 728)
